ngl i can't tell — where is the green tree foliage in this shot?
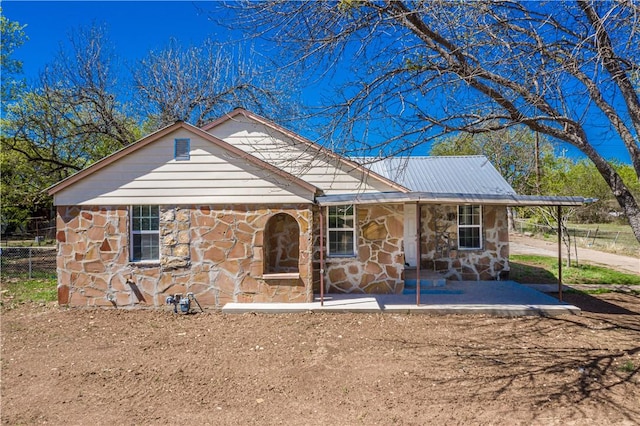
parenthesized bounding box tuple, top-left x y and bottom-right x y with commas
(429, 127, 554, 195)
(1, 12, 30, 233)
(540, 158, 640, 223)
(1, 25, 139, 233)
(0, 10, 27, 105)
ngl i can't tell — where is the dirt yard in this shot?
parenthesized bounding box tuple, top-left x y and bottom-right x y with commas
(2, 292, 639, 426)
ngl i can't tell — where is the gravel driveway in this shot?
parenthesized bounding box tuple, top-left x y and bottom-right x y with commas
(509, 233, 639, 274)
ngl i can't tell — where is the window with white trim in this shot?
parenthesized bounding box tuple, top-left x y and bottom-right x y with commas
(458, 205, 482, 249)
(175, 138, 190, 160)
(131, 205, 160, 261)
(327, 205, 356, 256)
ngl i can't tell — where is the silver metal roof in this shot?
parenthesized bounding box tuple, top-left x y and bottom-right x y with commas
(316, 191, 588, 206)
(361, 155, 516, 196)
(318, 155, 590, 206)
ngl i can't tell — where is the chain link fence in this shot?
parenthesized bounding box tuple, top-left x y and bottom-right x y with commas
(1, 225, 56, 247)
(0, 247, 57, 279)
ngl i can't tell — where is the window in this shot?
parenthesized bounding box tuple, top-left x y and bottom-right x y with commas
(175, 138, 190, 160)
(458, 205, 482, 249)
(131, 205, 159, 261)
(327, 205, 356, 256)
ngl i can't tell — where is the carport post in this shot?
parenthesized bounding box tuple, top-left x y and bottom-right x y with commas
(557, 205, 563, 302)
(320, 209, 325, 306)
(416, 203, 421, 306)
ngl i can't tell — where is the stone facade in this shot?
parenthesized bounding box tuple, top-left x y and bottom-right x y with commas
(56, 204, 314, 308)
(55, 202, 510, 308)
(323, 204, 405, 294)
(420, 205, 509, 280)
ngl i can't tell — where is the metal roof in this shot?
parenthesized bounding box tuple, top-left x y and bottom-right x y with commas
(318, 155, 591, 206)
(360, 155, 516, 196)
(315, 192, 589, 206)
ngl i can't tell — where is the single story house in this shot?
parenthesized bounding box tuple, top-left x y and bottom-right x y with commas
(48, 108, 586, 308)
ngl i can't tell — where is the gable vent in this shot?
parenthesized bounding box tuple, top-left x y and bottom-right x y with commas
(175, 138, 190, 161)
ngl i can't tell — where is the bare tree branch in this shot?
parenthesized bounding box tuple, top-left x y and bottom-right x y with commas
(225, 0, 640, 242)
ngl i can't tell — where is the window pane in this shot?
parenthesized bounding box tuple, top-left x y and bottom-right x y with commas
(470, 206, 480, 225)
(327, 204, 355, 256)
(459, 227, 481, 249)
(329, 230, 354, 256)
(133, 234, 143, 260)
(459, 205, 474, 225)
(131, 205, 159, 261)
(133, 233, 159, 261)
(458, 205, 481, 249)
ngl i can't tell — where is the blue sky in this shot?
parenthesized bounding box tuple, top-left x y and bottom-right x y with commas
(2, 1, 633, 163)
(3, 1, 232, 82)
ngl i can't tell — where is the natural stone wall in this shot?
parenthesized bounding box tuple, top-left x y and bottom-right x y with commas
(324, 204, 404, 294)
(56, 205, 313, 308)
(56, 202, 510, 307)
(420, 205, 509, 280)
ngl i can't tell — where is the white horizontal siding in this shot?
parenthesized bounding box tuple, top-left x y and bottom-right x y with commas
(55, 194, 311, 206)
(208, 116, 398, 194)
(53, 128, 315, 206)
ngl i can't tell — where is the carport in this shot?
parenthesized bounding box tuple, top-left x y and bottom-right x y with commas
(316, 191, 593, 306)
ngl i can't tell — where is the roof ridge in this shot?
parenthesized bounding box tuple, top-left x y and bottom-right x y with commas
(356, 154, 488, 160)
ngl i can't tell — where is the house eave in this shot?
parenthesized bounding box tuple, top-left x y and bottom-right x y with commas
(315, 192, 591, 207)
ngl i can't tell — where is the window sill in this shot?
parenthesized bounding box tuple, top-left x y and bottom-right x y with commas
(262, 272, 300, 280)
(326, 255, 357, 261)
(129, 260, 161, 267)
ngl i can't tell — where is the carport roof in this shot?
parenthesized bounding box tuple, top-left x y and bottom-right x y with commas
(327, 155, 591, 206)
(360, 155, 516, 195)
(315, 191, 590, 206)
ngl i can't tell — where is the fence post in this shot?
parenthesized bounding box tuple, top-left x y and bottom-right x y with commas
(28, 247, 33, 279)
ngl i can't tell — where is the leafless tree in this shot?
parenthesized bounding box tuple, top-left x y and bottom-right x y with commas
(43, 25, 138, 148)
(224, 0, 640, 242)
(5, 25, 137, 176)
(133, 39, 299, 128)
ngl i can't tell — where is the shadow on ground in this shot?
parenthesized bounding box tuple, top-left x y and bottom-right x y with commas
(509, 261, 557, 284)
(555, 291, 639, 316)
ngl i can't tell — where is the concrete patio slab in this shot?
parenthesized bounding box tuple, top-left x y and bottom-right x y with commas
(222, 281, 580, 316)
(223, 295, 381, 314)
